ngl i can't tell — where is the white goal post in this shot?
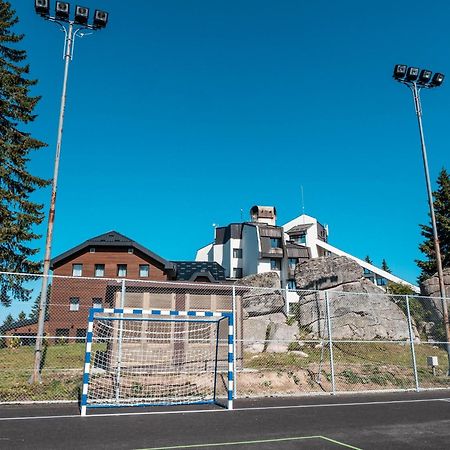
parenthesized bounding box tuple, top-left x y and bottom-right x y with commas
(80, 308, 234, 416)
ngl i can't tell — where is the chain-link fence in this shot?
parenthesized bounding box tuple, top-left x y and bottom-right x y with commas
(1, 272, 449, 404)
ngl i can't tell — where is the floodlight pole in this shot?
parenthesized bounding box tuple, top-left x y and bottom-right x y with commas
(409, 82, 450, 375)
(31, 17, 91, 383)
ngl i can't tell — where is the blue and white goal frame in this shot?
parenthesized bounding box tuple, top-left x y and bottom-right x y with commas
(80, 308, 234, 416)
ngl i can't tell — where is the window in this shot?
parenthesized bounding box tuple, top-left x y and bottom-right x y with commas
(270, 238, 281, 248)
(376, 277, 387, 286)
(69, 297, 80, 311)
(76, 328, 86, 342)
(293, 234, 306, 244)
(72, 264, 83, 277)
(233, 248, 242, 258)
(233, 268, 243, 278)
(139, 264, 149, 277)
(89, 247, 95, 253)
(288, 258, 297, 269)
(117, 264, 127, 277)
(128, 248, 134, 254)
(287, 279, 297, 290)
(92, 298, 102, 309)
(55, 328, 69, 344)
(94, 264, 105, 277)
(270, 259, 280, 270)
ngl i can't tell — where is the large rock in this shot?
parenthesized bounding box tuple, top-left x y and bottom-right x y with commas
(293, 257, 412, 340)
(236, 272, 284, 317)
(420, 268, 450, 322)
(243, 313, 299, 353)
(295, 256, 363, 290)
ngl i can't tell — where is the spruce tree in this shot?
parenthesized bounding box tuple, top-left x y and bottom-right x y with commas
(364, 255, 373, 264)
(417, 168, 450, 281)
(0, 1, 49, 306)
(381, 259, 392, 273)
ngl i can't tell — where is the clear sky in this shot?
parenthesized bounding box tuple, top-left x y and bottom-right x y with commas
(7, 0, 450, 314)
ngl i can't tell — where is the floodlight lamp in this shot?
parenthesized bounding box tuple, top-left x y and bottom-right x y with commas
(55, 2, 70, 21)
(393, 64, 407, 80)
(35, 0, 50, 16)
(93, 10, 108, 28)
(406, 67, 419, 82)
(419, 69, 432, 85)
(431, 72, 445, 87)
(74, 5, 89, 25)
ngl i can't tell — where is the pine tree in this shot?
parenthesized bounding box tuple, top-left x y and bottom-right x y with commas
(381, 259, 392, 273)
(364, 255, 373, 264)
(417, 168, 450, 281)
(0, 1, 49, 306)
(29, 283, 51, 320)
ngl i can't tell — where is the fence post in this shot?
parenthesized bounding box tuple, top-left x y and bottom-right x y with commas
(285, 285, 289, 315)
(115, 279, 126, 402)
(232, 285, 237, 398)
(324, 291, 336, 394)
(405, 295, 420, 392)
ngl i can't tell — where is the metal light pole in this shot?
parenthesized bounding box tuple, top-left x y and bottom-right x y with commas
(393, 65, 450, 375)
(31, 1, 108, 383)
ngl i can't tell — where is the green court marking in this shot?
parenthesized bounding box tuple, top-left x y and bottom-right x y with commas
(140, 435, 362, 450)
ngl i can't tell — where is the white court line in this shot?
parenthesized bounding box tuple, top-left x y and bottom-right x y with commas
(0, 397, 449, 422)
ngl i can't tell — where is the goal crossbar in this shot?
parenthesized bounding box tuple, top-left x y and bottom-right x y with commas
(80, 308, 234, 416)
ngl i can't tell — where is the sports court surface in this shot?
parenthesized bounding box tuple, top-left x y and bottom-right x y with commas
(1, 390, 450, 449)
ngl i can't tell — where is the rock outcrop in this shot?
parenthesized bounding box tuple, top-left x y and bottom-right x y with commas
(235, 272, 284, 317)
(294, 256, 411, 340)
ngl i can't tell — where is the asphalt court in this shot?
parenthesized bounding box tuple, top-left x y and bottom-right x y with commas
(1, 390, 450, 449)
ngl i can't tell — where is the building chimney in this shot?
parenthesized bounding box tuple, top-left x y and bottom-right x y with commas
(249, 206, 277, 226)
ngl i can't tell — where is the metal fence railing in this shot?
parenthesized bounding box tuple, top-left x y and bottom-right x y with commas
(1, 272, 449, 403)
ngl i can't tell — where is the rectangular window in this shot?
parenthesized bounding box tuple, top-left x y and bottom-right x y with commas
(92, 298, 102, 309)
(288, 258, 297, 269)
(76, 328, 86, 342)
(233, 248, 242, 258)
(270, 259, 280, 270)
(72, 264, 83, 277)
(376, 277, 387, 286)
(363, 268, 372, 275)
(270, 238, 281, 248)
(293, 234, 306, 244)
(55, 328, 69, 344)
(287, 280, 297, 290)
(233, 268, 243, 278)
(69, 297, 80, 311)
(117, 264, 127, 277)
(139, 264, 150, 277)
(94, 264, 105, 277)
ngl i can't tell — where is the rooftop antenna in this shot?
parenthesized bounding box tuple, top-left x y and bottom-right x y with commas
(301, 185, 305, 224)
(240, 208, 243, 222)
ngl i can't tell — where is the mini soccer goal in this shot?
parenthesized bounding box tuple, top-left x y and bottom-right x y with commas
(80, 308, 234, 415)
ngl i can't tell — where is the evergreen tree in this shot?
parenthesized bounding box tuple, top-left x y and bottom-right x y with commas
(364, 255, 373, 264)
(17, 310, 26, 321)
(0, 1, 49, 306)
(29, 283, 51, 320)
(417, 168, 450, 281)
(381, 259, 392, 273)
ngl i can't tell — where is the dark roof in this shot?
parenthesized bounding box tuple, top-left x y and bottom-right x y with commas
(0, 316, 40, 333)
(51, 231, 176, 273)
(286, 242, 311, 259)
(215, 223, 244, 245)
(172, 261, 226, 282)
(286, 224, 312, 234)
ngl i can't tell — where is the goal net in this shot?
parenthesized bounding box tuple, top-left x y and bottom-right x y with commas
(81, 308, 234, 415)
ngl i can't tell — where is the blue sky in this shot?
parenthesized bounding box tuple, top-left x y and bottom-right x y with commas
(4, 0, 450, 319)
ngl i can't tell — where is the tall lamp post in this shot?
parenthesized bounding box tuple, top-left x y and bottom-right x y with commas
(31, 1, 109, 383)
(393, 64, 450, 375)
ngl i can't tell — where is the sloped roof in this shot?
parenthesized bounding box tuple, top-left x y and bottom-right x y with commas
(286, 224, 312, 234)
(172, 261, 226, 282)
(51, 231, 176, 273)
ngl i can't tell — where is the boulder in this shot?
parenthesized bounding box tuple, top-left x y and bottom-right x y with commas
(243, 313, 299, 353)
(295, 256, 363, 290)
(292, 257, 412, 340)
(236, 272, 284, 317)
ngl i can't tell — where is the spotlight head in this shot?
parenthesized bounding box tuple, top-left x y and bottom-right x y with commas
(431, 72, 445, 87)
(74, 5, 89, 25)
(35, 0, 49, 16)
(419, 69, 432, 85)
(393, 64, 407, 80)
(55, 2, 70, 21)
(406, 67, 419, 82)
(93, 10, 109, 29)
